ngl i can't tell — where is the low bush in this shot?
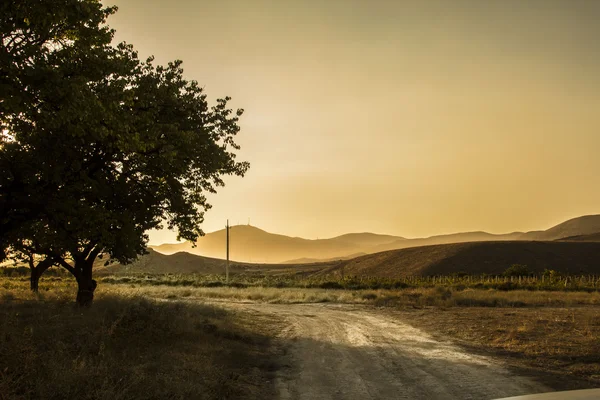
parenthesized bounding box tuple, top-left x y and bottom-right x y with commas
(319, 281, 344, 289)
(503, 264, 533, 277)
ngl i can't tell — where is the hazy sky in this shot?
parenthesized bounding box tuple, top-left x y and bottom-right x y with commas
(105, 0, 600, 244)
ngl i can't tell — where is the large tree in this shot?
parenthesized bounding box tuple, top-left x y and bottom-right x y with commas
(1, 0, 249, 305)
(1, 0, 120, 259)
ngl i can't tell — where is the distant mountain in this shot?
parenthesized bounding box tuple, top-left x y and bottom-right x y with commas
(329, 233, 405, 247)
(283, 252, 367, 264)
(150, 215, 600, 264)
(96, 249, 335, 276)
(368, 231, 525, 253)
(99, 249, 242, 275)
(112, 242, 600, 278)
(151, 225, 403, 263)
(519, 215, 600, 241)
(348, 215, 600, 257)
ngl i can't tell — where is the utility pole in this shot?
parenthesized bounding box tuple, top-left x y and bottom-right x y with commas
(226, 219, 230, 283)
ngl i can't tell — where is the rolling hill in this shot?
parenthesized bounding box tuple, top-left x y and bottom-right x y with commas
(103, 241, 600, 278)
(318, 241, 600, 278)
(282, 252, 367, 264)
(97, 249, 333, 276)
(151, 225, 404, 263)
(367, 231, 524, 253)
(150, 215, 600, 264)
(521, 215, 600, 241)
(559, 233, 600, 242)
(369, 215, 600, 253)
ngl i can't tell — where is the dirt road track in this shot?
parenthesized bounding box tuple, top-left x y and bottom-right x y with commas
(230, 303, 549, 400)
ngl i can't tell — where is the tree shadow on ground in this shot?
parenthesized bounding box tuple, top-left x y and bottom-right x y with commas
(0, 295, 278, 400)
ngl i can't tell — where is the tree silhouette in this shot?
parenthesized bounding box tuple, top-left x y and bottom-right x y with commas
(1, 0, 249, 305)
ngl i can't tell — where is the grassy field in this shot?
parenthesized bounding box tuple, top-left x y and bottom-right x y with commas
(98, 271, 600, 292)
(4, 273, 600, 307)
(5, 267, 598, 291)
(0, 286, 280, 400)
(2, 272, 600, 396)
(398, 307, 600, 387)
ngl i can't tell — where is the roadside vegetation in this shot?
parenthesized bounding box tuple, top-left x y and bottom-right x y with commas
(3, 266, 600, 307)
(398, 307, 600, 387)
(7, 264, 598, 292)
(0, 288, 279, 400)
(3, 267, 600, 308)
(99, 266, 600, 293)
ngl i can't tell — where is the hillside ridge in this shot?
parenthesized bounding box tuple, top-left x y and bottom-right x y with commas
(319, 240, 600, 278)
(150, 214, 600, 264)
(106, 241, 600, 278)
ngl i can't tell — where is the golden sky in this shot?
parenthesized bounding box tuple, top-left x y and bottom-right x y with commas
(105, 0, 600, 244)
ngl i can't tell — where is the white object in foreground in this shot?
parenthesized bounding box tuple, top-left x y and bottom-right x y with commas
(496, 389, 600, 400)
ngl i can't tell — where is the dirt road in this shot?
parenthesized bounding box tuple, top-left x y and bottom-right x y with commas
(230, 302, 549, 400)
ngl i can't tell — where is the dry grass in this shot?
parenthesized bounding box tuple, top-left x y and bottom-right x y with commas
(3, 276, 600, 307)
(116, 285, 367, 304)
(121, 284, 600, 308)
(0, 287, 280, 400)
(371, 287, 600, 308)
(394, 307, 600, 386)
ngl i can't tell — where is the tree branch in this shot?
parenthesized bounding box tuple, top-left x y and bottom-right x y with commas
(56, 257, 77, 277)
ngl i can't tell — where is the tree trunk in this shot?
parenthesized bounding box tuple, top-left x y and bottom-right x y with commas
(75, 260, 96, 307)
(76, 277, 97, 306)
(30, 273, 40, 292)
(29, 258, 54, 292)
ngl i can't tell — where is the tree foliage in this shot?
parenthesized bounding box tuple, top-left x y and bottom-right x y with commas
(0, 0, 249, 304)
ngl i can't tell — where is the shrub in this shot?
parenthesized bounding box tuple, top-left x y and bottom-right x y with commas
(392, 281, 410, 289)
(542, 269, 561, 279)
(319, 281, 344, 290)
(503, 264, 533, 277)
